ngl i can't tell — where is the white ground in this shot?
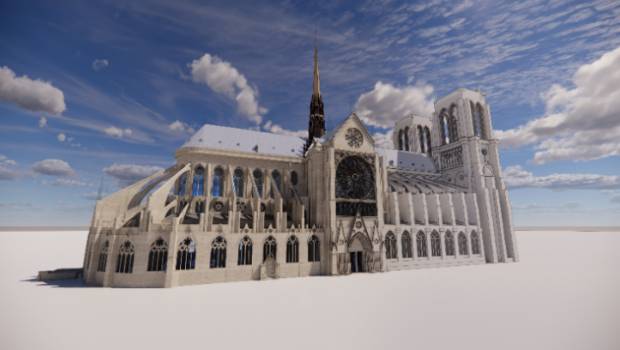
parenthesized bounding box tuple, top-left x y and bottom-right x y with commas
(1, 231, 619, 350)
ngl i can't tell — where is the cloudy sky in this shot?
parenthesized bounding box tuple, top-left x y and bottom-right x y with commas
(0, 0, 619, 227)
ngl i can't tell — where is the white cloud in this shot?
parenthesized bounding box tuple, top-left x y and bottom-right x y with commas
(262, 120, 306, 138)
(103, 163, 163, 186)
(190, 53, 266, 124)
(0, 66, 66, 114)
(372, 129, 394, 149)
(46, 178, 89, 187)
(103, 126, 133, 138)
(169, 120, 195, 134)
(503, 165, 620, 190)
(92, 59, 109, 71)
(496, 47, 620, 164)
(38, 116, 47, 128)
(57, 133, 66, 142)
(0, 155, 18, 180)
(354, 81, 435, 128)
(32, 159, 75, 177)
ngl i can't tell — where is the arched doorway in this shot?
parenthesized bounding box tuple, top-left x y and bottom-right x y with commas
(348, 233, 372, 273)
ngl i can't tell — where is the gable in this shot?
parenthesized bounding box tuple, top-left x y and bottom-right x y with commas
(328, 113, 376, 153)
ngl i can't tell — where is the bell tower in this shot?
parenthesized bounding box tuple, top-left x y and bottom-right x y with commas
(305, 47, 325, 152)
(431, 88, 518, 264)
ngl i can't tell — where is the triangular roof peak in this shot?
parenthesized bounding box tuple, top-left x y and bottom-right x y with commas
(324, 112, 376, 151)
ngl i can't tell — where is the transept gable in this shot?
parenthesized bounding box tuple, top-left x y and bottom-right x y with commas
(326, 113, 375, 153)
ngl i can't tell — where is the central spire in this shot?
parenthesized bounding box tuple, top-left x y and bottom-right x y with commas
(305, 45, 326, 153)
(312, 46, 320, 96)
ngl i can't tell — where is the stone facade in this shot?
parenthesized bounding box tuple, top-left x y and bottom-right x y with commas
(82, 86, 518, 288)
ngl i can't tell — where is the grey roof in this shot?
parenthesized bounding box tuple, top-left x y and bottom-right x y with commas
(388, 171, 466, 194)
(377, 148, 436, 172)
(182, 124, 306, 158)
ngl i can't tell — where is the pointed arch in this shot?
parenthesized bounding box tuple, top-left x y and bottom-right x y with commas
(417, 125, 425, 153)
(192, 166, 205, 196)
(237, 236, 253, 265)
(404, 126, 410, 151)
(308, 235, 320, 262)
(385, 231, 397, 259)
(211, 167, 224, 197)
(448, 104, 459, 142)
(210, 236, 227, 268)
(263, 236, 277, 261)
(431, 230, 441, 257)
(176, 237, 196, 270)
(439, 109, 449, 145)
(286, 235, 299, 263)
(458, 232, 468, 255)
(147, 238, 168, 272)
(444, 231, 455, 256)
(176, 172, 187, 196)
(471, 230, 481, 254)
(424, 127, 432, 154)
(416, 231, 427, 257)
(398, 129, 404, 150)
(401, 231, 412, 258)
(116, 241, 135, 273)
(233, 167, 244, 197)
(253, 169, 264, 197)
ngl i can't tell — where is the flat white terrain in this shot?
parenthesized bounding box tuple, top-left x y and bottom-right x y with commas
(1, 230, 618, 350)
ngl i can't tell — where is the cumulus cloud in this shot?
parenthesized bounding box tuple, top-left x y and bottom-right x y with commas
(103, 126, 133, 138)
(169, 120, 195, 134)
(92, 59, 109, 71)
(503, 165, 620, 190)
(262, 120, 306, 138)
(496, 47, 620, 164)
(190, 53, 266, 124)
(104, 163, 163, 186)
(354, 81, 435, 128)
(57, 133, 66, 142)
(38, 116, 47, 128)
(32, 159, 75, 177)
(0, 155, 19, 180)
(0, 66, 66, 115)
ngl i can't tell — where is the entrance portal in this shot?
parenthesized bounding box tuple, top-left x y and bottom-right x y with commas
(348, 233, 372, 273)
(350, 251, 364, 273)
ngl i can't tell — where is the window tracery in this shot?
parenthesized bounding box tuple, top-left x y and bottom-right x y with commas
(210, 236, 227, 268)
(431, 231, 441, 257)
(97, 241, 109, 272)
(147, 238, 168, 272)
(176, 237, 196, 270)
(116, 240, 135, 273)
(237, 236, 253, 265)
(286, 235, 299, 263)
(401, 231, 412, 258)
(385, 232, 397, 259)
(308, 235, 320, 262)
(416, 231, 427, 257)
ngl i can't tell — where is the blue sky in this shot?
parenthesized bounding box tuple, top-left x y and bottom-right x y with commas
(0, 0, 619, 227)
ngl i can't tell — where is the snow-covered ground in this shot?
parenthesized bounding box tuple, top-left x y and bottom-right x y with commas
(1, 230, 619, 350)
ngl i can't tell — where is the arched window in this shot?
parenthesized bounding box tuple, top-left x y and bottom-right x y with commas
(263, 236, 277, 261)
(458, 232, 468, 255)
(431, 231, 441, 257)
(444, 231, 455, 256)
(177, 172, 187, 196)
(97, 241, 109, 272)
(416, 231, 427, 257)
(286, 235, 299, 263)
(290, 171, 298, 187)
(471, 102, 486, 139)
(211, 167, 224, 197)
(439, 110, 450, 145)
(116, 241, 135, 273)
(308, 235, 320, 262)
(448, 104, 459, 143)
(398, 129, 404, 150)
(417, 126, 425, 153)
(147, 238, 168, 272)
(424, 127, 432, 154)
(471, 231, 481, 254)
(385, 232, 397, 259)
(233, 167, 244, 197)
(404, 127, 410, 151)
(401, 231, 412, 258)
(176, 237, 196, 270)
(237, 236, 253, 265)
(253, 169, 264, 197)
(192, 166, 205, 196)
(271, 170, 282, 196)
(210, 236, 227, 268)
